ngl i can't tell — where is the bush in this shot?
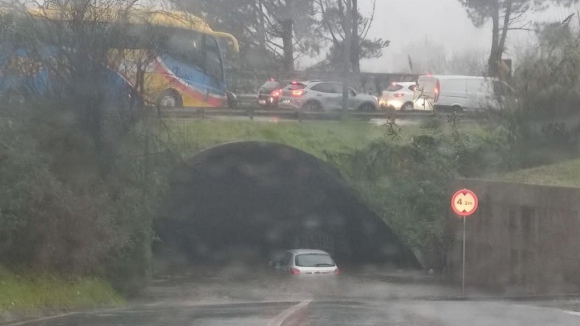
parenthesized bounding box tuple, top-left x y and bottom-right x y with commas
(500, 15, 580, 166)
(0, 2, 178, 295)
(324, 120, 515, 270)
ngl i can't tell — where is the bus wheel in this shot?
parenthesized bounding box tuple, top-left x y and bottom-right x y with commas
(158, 90, 183, 108)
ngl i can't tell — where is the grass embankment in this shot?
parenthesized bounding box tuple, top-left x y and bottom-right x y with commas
(490, 158, 580, 188)
(162, 118, 483, 157)
(165, 119, 387, 156)
(0, 269, 125, 315)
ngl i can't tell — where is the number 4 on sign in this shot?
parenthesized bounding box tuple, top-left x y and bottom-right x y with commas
(451, 189, 478, 217)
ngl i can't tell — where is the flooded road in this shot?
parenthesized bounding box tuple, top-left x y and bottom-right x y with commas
(9, 271, 580, 326)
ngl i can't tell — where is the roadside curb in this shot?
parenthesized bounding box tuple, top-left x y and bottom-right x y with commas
(432, 293, 580, 302)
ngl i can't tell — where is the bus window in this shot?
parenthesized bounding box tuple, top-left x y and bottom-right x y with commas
(204, 35, 223, 84)
(162, 30, 204, 68)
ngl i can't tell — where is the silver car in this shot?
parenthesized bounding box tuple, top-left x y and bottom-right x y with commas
(277, 81, 378, 111)
(273, 249, 339, 276)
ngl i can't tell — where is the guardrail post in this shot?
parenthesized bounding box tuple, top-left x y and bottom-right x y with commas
(201, 108, 205, 119)
(297, 110, 302, 123)
(248, 108, 254, 121)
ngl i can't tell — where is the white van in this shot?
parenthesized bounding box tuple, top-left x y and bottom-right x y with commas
(413, 75, 511, 112)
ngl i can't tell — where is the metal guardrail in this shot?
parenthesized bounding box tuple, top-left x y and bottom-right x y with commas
(236, 94, 258, 108)
(157, 107, 481, 122)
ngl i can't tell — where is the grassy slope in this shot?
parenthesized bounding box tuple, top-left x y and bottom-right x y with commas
(490, 158, 580, 188)
(164, 118, 485, 162)
(164, 119, 389, 157)
(0, 269, 125, 314)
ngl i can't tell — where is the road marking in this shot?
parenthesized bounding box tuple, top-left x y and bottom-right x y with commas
(562, 310, 580, 316)
(5, 312, 78, 326)
(4, 306, 128, 326)
(266, 300, 312, 326)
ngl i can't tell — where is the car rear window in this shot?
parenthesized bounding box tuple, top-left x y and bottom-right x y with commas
(261, 81, 280, 89)
(386, 84, 403, 92)
(285, 82, 307, 90)
(295, 253, 335, 267)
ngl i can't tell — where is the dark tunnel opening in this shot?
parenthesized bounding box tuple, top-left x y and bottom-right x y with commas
(154, 141, 420, 272)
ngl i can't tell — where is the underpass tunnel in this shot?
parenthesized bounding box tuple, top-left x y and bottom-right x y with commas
(154, 141, 420, 272)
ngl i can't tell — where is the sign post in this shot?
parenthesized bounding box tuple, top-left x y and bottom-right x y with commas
(451, 188, 479, 297)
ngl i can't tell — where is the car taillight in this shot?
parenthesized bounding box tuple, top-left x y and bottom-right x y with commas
(290, 268, 300, 275)
(291, 90, 305, 97)
(271, 89, 281, 97)
(394, 93, 404, 97)
(334, 268, 340, 275)
(435, 80, 441, 102)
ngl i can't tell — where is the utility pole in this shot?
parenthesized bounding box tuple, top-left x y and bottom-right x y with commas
(341, 0, 352, 118)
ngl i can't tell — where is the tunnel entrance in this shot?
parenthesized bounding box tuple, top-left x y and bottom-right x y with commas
(154, 141, 419, 271)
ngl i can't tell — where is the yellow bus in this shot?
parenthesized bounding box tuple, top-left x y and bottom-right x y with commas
(8, 7, 239, 108)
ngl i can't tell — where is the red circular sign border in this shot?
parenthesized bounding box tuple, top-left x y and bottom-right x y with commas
(451, 189, 479, 217)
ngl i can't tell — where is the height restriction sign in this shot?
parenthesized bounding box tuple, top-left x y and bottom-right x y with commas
(451, 189, 478, 216)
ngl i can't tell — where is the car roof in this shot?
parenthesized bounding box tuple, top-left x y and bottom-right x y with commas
(391, 81, 416, 86)
(288, 249, 331, 255)
(296, 80, 339, 85)
(419, 75, 488, 81)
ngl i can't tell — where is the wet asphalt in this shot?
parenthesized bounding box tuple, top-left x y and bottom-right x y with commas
(6, 272, 580, 326)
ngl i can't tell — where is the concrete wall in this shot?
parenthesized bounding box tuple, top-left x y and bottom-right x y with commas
(448, 179, 580, 294)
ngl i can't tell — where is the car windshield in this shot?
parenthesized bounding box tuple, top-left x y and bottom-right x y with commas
(295, 254, 335, 267)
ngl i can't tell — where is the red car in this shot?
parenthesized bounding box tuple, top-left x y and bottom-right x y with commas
(257, 79, 291, 108)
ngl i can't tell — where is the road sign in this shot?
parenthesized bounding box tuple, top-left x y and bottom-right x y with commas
(451, 189, 478, 216)
(451, 188, 479, 298)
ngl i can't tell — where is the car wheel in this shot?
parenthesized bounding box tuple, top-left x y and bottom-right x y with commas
(358, 102, 376, 112)
(452, 105, 463, 113)
(303, 101, 323, 111)
(401, 102, 413, 111)
(157, 90, 183, 108)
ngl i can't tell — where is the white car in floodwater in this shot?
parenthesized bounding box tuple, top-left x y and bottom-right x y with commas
(272, 249, 340, 277)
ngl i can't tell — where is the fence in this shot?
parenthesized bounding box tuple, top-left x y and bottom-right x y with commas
(156, 107, 483, 124)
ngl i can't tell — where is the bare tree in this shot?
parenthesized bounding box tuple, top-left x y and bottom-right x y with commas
(0, 0, 168, 283)
(458, 0, 578, 77)
(177, 0, 323, 74)
(341, 0, 351, 115)
(316, 0, 389, 73)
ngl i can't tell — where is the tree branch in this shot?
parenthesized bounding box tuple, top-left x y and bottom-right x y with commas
(507, 26, 536, 31)
(360, 0, 376, 40)
(317, 0, 341, 45)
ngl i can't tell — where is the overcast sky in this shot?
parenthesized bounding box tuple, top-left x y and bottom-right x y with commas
(341, 0, 579, 73)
